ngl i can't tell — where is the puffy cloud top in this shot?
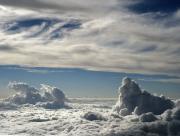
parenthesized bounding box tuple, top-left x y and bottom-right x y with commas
(8, 81, 39, 94)
(8, 81, 41, 104)
(41, 84, 65, 104)
(6, 81, 66, 108)
(114, 77, 174, 115)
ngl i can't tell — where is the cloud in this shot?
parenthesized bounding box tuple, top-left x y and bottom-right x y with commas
(7, 81, 42, 104)
(0, 44, 17, 52)
(5, 81, 67, 108)
(161, 107, 180, 121)
(8, 81, 39, 94)
(106, 106, 180, 136)
(0, 1, 179, 77)
(114, 77, 174, 115)
(139, 112, 158, 122)
(0, 0, 62, 11)
(3, 65, 74, 74)
(175, 99, 180, 107)
(83, 111, 107, 121)
(40, 84, 66, 104)
(0, 0, 121, 18)
(0, 78, 180, 135)
(137, 76, 180, 84)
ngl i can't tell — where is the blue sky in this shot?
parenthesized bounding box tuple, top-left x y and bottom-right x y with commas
(0, 65, 180, 99)
(0, 0, 180, 99)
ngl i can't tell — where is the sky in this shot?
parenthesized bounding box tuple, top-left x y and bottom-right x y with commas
(0, 0, 180, 98)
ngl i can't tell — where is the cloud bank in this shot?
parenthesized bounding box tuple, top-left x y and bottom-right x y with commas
(0, 77, 179, 136)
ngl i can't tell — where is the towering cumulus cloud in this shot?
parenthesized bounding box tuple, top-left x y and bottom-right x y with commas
(6, 82, 67, 109)
(39, 84, 66, 109)
(8, 82, 42, 105)
(114, 77, 174, 116)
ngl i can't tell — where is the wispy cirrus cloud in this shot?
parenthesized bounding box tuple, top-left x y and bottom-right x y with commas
(0, 0, 179, 77)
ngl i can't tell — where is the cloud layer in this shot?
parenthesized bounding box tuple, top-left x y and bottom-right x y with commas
(0, 77, 180, 136)
(0, 0, 180, 77)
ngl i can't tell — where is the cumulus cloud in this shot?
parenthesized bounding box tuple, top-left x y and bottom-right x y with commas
(0, 101, 17, 110)
(0, 78, 179, 136)
(114, 77, 174, 115)
(175, 99, 180, 107)
(7, 81, 41, 104)
(139, 112, 158, 122)
(109, 77, 180, 135)
(39, 84, 67, 109)
(161, 107, 180, 121)
(105, 107, 180, 136)
(4, 81, 67, 109)
(8, 81, 39, 94)
(0, 78, 180, 136)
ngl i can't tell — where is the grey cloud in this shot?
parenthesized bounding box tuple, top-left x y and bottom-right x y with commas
(0, 0, 70, 11)
(0, 0, 119, 16)
(0, 1, 180, 77)
(161, 108, 180, 121)
(139, 112, 158, 122)
(83, 111, 107, 121)
(0, 44, 17, 52)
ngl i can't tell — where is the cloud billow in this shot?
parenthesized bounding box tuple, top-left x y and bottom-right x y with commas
(106, 77, 180, 136)
(114, 77, 174, 116)
(5, 81, 67, 109)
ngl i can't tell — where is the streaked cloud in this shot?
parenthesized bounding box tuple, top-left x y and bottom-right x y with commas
(0, 0, 179, 77)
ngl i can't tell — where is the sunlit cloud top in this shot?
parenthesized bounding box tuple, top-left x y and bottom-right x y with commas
(0, 0, 180, 77)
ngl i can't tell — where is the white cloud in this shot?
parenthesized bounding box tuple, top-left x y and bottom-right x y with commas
(5, 81, 67, 108)
(0, 77, 180, 136)
(114, 77, 174, 115)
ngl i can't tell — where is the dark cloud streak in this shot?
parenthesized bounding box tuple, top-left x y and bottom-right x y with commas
(0, 44, 17, 52)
